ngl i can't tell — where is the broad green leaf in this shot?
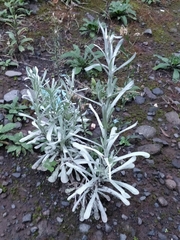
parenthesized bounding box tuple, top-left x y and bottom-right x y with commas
(153, 63, 170, 70)
(173, 69, 180, 82)
(18, 45, 25, 52)
(0, 123, 16, 133)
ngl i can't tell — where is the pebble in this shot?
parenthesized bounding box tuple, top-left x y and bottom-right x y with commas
(174, 133, 179, 138)
(4, 90, 21, 103)
(146, 159, 154, 164)
(61, 201, 70, 207)
(121, 214, 128, 221)
(169, 27, 178, 33)
(165, 111, 180, 125)
(56, 217, 63, 224)
(43, 210, 50, 216)
(138, 143, 162, 155)
(152, 138, 169, 146)
(165, 179, 176, 190)
(139, 196, 146, 201)
(79, 224, 91, 233)
(172, 159, 180, 169)
(5, 70, 22, 77)
(157, 232, 167, 240)
(148, 106, 158, 116)
(12, 172, 21, 178)
(11, 204, 16, 209)
(119, 233, 127, 240)
(3, 212, 8, 217)
(148, 229, 156, 236)
(134, 96, 145, 104)
(152, 87, 164, 95)
(143, 28, 152, 36)
(144, 87, 157, 99)
(157, 196, 168, 207)
(138, 217, 142, 225)
(135, 125, 156, 139)
(30, 226, 38, 233)
(22, 213, 32, 223)
(104, 223, 112, 233)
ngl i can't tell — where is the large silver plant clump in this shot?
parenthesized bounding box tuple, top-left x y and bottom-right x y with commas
(20, 22, 150, 222)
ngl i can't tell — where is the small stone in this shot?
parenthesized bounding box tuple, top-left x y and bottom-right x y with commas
(169, 28, 178, 33)
(134, 96, 145, 104)
(152, 87, 164, 96)
(3, 212, 7, 217)
(30, 226, 38, 233)
(148, 106, 158, 116)
(5, 70, 22, 77)
(135, 125, 156, 139)
(138, 217, 142, 225)
(61, 201, 70, 207)
(148, 229, 156, 236)
(104, 223, 112, 233)
(172, 159, 180, 169)
(15, 122, 22, 129)
(157, 196, 168, 207)
(12, 172, 21, 178)
(121, 214, 128, 220)
(11, 204, 16, 209)
(146, 159, 154, 164)
(119, 233, 127, 240)
(165, 111, 180, 125)
(79, 223, 91, 233)
(139, 196, 146, 201)
(56, 217, 63, 224)
(43, 210, 50, 216)
(144, 87, 157, 99)
(152, 138, 169, 146)
(116, 202, 122, 208)
(4, 90, 21, 103)
(138, 144, 161, 155)
(174, 133, 179, 138)
(157, 232, 167, 240)
(143, 28, 152, 36)
(22, 213, 32, 223)
(165, 179, 176, 190)
(115, 107, 121, 112)
(1, 193, 7, 199)
(2, 180, 9, 186)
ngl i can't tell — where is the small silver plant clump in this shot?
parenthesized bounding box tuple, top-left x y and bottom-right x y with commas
(67, 104, 150, 223)
(20, 22, 150, 222)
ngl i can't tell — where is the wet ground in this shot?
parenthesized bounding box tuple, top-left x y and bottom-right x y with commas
(0, 0, 180, 239)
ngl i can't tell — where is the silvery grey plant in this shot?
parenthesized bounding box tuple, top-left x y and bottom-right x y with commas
(19, 22, 150, 223)
(66, 104, 150, 222)
(85, 21, 136, 128)
(19, 67, 89, 183)
(65, 22, 149, 222)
